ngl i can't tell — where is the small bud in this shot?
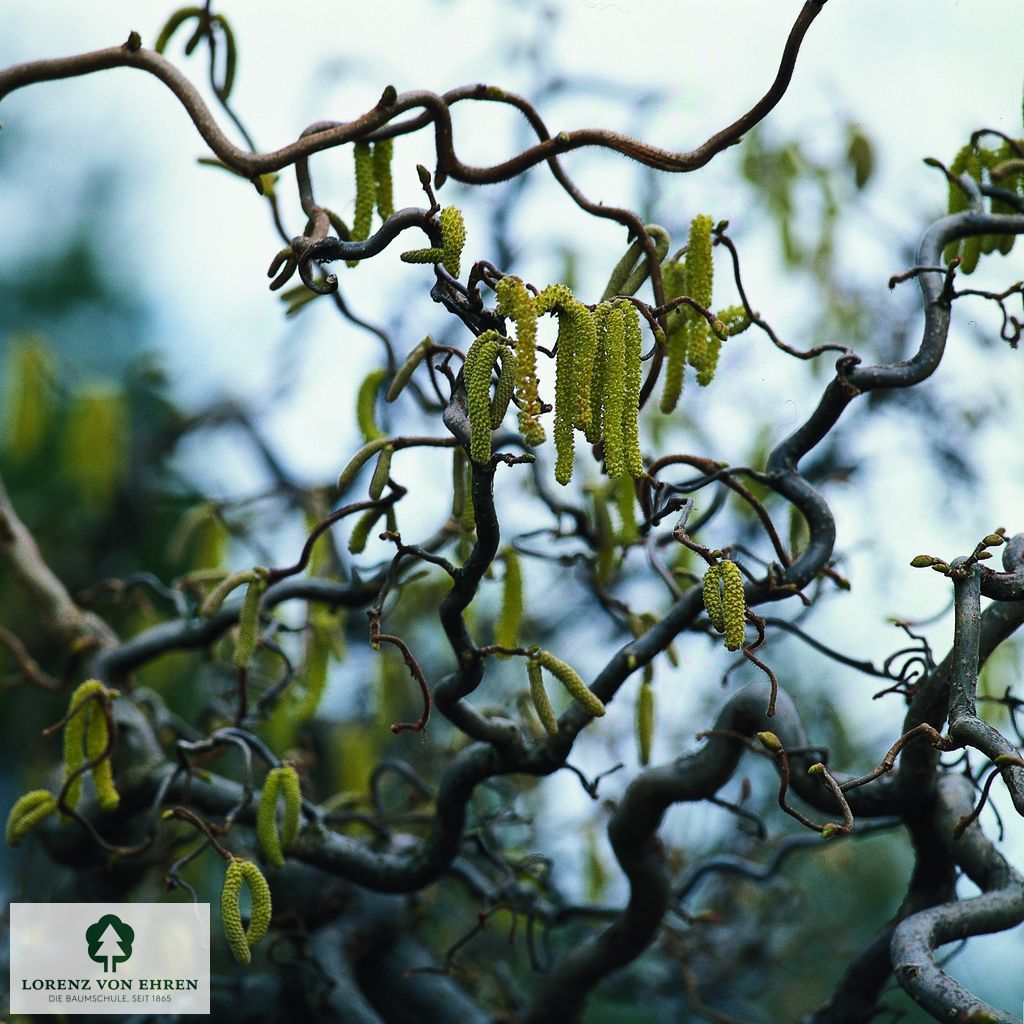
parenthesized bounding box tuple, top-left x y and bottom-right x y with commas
(821, 824, 840, 840)
(976, 550, 993, 560)
(807, 763, 825, 776)
(910, 555, 938, 568)
(983, 534, 1005, 547)
(931, 562, 950, 573)
(757, 731, 783, 752)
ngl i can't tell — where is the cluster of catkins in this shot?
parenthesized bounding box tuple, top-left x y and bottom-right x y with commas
(944, 139, 1024, 272)
(463, 214, 750, 485)
(465, 280, 644, 486)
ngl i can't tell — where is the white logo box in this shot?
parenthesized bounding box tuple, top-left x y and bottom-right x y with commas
(9, 902, 210, 1015)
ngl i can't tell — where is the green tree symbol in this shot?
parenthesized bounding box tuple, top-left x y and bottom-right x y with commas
(85, 915, 134, 973)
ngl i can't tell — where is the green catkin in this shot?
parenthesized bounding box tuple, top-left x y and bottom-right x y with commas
(349, 508, 384, 554)
(356, 368, 388, 443)
(537, 650, 605, 717)
(600, 303, 627, 478)
(464, 330, 505, 463)
(387, 337, 431, 402)
(63, 681, 118, 813)
(368, 445, 393, 500)
(352, 141, 374, 242)
(636, 682, 654, 766)
(944, 144, 972, 265)
(337, 438, 391, 491)
(702, 564, 725, 633)
(659, 260, 689, 413)
(221, 858, 272, 965)
(372, 139, 394, 220)
(619, 301, 644, 477)
(257, 765, 302, 869)
(4, 333, 54, 463)
(979, 148, 1001, 256)
(553, 297, 577, 484)
(720, 559, 746, 652)
(495, 548, 523, 651)
(600, 225, 670, 300)
(490, 347, 517, 428)
(452, 448, 468, 521)
(6, 790, 57, 846)
(990, 141, 1019, 256)
(591, 486, 616, 586)
(684, 214, 714, 383)
(200, 569, 263, 617)
(234, 576, 267, 669)
(614, 474, 638, 544)
(618, 226, 671, 298)
(439, 206, 467, 278)
(960, 147, 985, 274)
(528, 658, 558, 735)
(495, 277, 544, 446)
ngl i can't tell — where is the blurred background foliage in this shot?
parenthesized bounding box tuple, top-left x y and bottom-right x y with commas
(2, 3, 1023, 1020)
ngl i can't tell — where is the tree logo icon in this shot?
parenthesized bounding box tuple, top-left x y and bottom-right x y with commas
(85, 914, 134, 973)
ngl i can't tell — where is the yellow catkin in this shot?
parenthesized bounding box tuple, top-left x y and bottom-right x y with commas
(387, 337, 431, 402)
(6, 790, 57, 846)
(600, 303, 627, 478)
(439, 206, 467, 278)
(636, 682, 654, 766)
(660, 259, 689, 413)
(464, 331, 504, 464)
(62, 384, 128, 507)
(720, 558, 746, 651)
(86, 694, 120, 812)
(702, 564, 725, 633)
(587, 305, 609, 445)
(495, 547, 523, 651)
(200, 569, 263, 617)
(537, 650, 605, 717)
(356, 368, 388, 443)
(619, 301, 644, 477)
(715, 304, 752, 336)
(221, 858, 273, 964)
(257, 765, 302, 869)
(234, 576, 267, 669)
(528, 658, 558, 735)
(372, 139, 394, 220)
(63, 681, 118, 813)
(352, 141, 375, 242)
(684, 214, 714, 383)
(495, 277, 544, 446)
(368, 445, 393, 500)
